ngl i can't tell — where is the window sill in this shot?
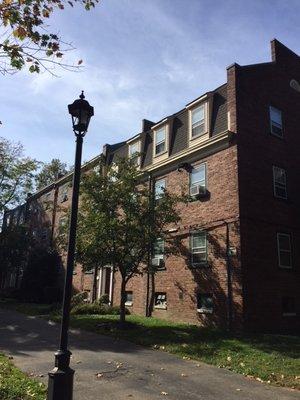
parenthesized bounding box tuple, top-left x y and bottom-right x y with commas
(125, 302, 133, 307)
(270, 131, 283, 139)
(153, 150, 168, 158)
(190, 262, 209, 269)
(190, 131, 208, 141)
(154, 305, 167, 310)
(283, 313, 296, 317)
(197, 308, 213, 314)
(278, 265, 293, 270)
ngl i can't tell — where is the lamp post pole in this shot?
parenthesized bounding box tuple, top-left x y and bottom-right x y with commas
(48, 92, 94, 400)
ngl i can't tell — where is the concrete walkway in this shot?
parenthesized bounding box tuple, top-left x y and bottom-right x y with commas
(0, 308, 298, 400)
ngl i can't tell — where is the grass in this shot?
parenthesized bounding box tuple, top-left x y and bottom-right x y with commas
(2, 300, 300, 390)
(0, 353, 46, 400)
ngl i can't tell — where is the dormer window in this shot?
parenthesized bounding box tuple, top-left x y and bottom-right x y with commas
(154, 126, 166, 156)
(129, 141, 140, 167)
(191, 103, 206, 138)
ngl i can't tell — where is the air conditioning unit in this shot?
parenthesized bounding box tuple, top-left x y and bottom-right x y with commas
(190, 185, 207, 197)
(152, 258, 164, 268)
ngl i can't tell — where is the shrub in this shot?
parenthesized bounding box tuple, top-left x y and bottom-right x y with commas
(70, 303, 130, 316)
(70, 291, 89, 309)
(98, 293, 109, 305)
(71, 303, 105, 315)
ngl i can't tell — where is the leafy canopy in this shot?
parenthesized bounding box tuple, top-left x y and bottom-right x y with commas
(75, 157, 185, 281)
(0, 136, 38, 217)
(0, 0, 99, 74)
(35, 157, 68, 190)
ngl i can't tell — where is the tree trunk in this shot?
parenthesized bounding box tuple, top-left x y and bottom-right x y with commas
(91, 266, 98, 302)
(119, 277, 126, 327)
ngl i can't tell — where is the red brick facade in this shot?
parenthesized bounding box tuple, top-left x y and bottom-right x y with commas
(3, 39, 299, 333)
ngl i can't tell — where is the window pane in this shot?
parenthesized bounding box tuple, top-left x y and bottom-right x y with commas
(155, 179, 166, 198)
(191, 164, 206, 186)
(156, 127, 165, 144)
(278, 234, 291, 251)
(192, 252, 206, 263)
(192, 233, 206, 249)
(197, 294, 213, 311)
(275, 186, 287, 199)
(274, 167, 286, 184)
(192, 105, 205, 125)
(279, 251, 292, 267)
(270, 107, 282, 125)
(129, 142, 139, 156)
(154, 239, 164, 257)
(156, 142, 166, 154)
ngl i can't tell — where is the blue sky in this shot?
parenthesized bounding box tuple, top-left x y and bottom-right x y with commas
(1, 0, 300, 165)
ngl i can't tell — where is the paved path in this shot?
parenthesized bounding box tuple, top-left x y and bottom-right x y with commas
(0, 308, 298, 400)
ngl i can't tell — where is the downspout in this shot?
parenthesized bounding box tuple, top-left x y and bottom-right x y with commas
(226, 222, 233, 331)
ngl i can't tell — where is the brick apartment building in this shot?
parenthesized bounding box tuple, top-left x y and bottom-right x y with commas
(2, 39, 299, 333)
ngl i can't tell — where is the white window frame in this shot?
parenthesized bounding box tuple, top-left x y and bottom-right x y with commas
(154, 292, 167, 309)
(269, 106, 283, 138)
(190, 163, 207, 193)
(273, 166, 287, 199)
(154, 125, 167, 156)
(128, 141, 140, 167)
(152, 238, 165, 270)
(197, 293, 213, 314)
(277, 233, 292, 269)
(191, 231, 207, 266)
(154, 178, 166, 199)
(189, 102, 208, 140)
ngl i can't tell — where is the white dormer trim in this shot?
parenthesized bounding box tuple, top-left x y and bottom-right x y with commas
(185, 94, 208, 110)
(151, 118, 168, 131)
(127, 134, 141, 145)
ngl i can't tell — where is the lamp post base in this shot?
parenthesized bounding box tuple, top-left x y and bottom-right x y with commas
(47, 350, 74, 400)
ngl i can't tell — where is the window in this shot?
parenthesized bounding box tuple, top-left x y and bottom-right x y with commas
(129, 142, 140, 166)
(277, 233, 292, 268)
(190, 164, 206, 196)
(152, 238, 165, 270)
(282, 297, 296, 316)
(273, 166, 287, 199)
(154, 292, 167, 309)
(191, 231, 207, 266)
(125, 291, 133, 306)
(154, 179, 166, 199)
(59, 184, 69, 203)
(155, 126, 166, 155)
(191, 104, 206, 138)
(269, 106, 283, 137)
(197, 293, 213, 313)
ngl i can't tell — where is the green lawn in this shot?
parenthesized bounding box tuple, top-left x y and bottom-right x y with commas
(2, 301, 300, 390)
(0, 353, 46, 400)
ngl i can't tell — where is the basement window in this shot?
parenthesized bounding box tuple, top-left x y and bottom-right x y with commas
(154, 292, 167, 309)
(282, 296, 296, 316)
(197, 293, 213, 313)
(125, 291, 133, 306)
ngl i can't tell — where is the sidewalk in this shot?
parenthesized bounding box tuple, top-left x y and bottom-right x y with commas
(0, 308, 298, 400)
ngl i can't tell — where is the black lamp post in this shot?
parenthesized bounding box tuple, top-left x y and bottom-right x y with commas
(48, 91, 94, 400)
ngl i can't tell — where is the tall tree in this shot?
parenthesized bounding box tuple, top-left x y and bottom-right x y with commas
(35, 158, 68, 190)
(0, 137, 38, 219)
(74, 157, 185, 325)
(0, 0, 99, 75)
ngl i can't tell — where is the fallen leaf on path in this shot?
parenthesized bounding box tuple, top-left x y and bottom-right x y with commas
(161, 392, 168, 396)
(96, 373, 103, 378)
(181, 373, 187, 377)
